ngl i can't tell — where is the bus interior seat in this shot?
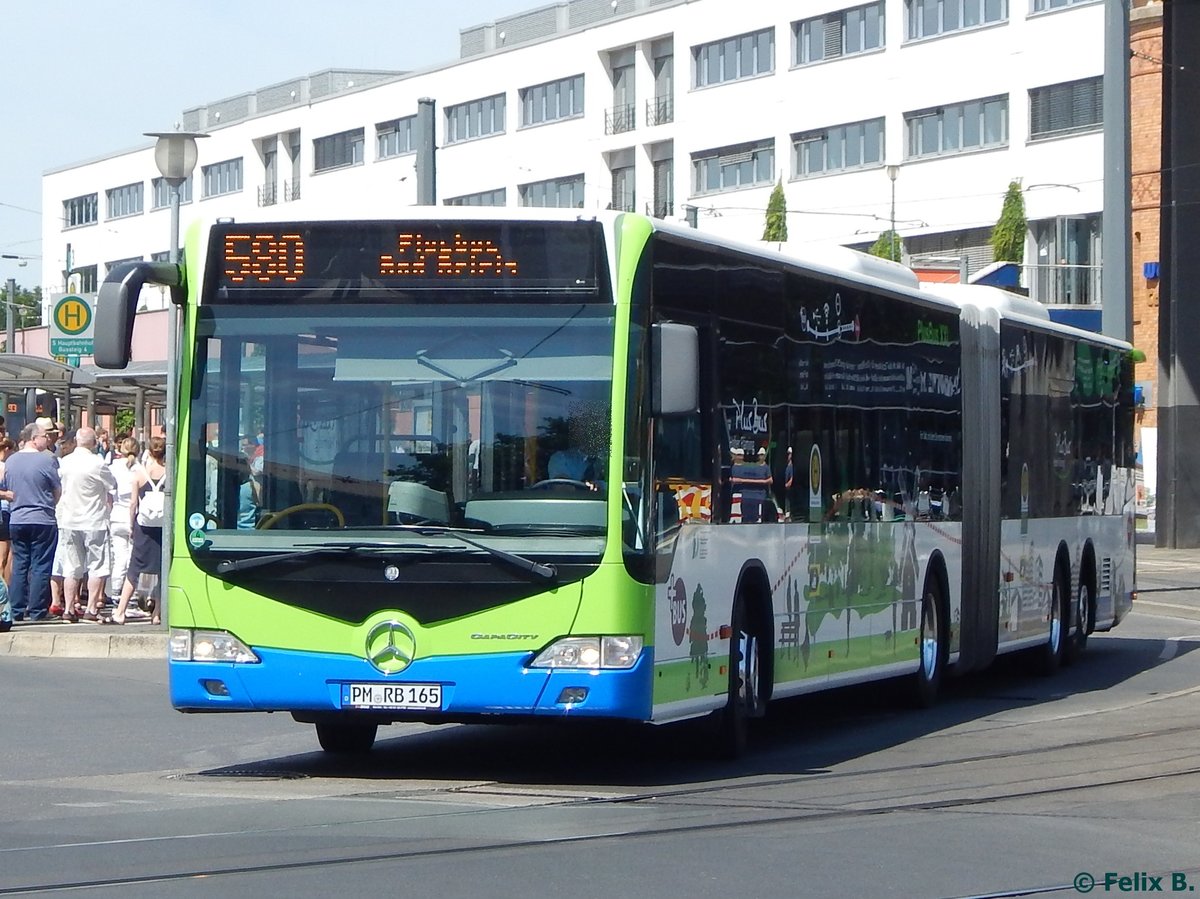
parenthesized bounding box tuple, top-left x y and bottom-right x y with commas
(388, 480, 450, 524)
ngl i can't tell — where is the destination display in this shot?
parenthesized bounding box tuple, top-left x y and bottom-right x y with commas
(205, 220, 604, 298)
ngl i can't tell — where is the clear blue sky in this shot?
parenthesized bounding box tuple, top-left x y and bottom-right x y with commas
(0, 0, 534, 288)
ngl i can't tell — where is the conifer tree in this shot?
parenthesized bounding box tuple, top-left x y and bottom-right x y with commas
(991, 179, 1027, 263)
(762, 179, 788, 243)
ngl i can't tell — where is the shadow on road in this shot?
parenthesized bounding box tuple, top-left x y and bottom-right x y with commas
(195, 632, 1200, 790)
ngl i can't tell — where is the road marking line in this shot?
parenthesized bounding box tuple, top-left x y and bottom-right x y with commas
(1158, 635, 1200, 662)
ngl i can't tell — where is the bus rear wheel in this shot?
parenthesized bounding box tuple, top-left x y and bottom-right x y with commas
(910, 576, 946, 708)
(1065, 574, 1094, 664)
(316, 721, 378, 753)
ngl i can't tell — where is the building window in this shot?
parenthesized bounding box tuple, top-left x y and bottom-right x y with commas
(152, 176, 193, 209)
(105, 182, 143, 219)
(1033, 0, 1093, 10)
(653, 157, 674, 218)
(1030, 76, 1102, 140)
(906, 0, 1006, 40)
(444, 188, 507, 206)
(793, 118, 884, 177)
(693, 28, 774, 88)
(74, 264, 98, 293)
(445, 93, 506, 144)
(1031, 214, 1101, 306)
(520, 75, 584, 127)
(692, 139, 775, 194)
(611, 166, 635, 212)
(150, 251, 171, 263)
(62, 193, 98, 229)
(519, 174, 585, 208)
(314, 128, 365, 172)
(202, 158, 243, 198)
(649, 42, 674, 125)
(377, 116, 416, 159)
(905, 95, 1007, 159)
(795, 2, 884, 65)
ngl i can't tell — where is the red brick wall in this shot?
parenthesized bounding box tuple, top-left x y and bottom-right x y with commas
(1130, 3, 1163, 435)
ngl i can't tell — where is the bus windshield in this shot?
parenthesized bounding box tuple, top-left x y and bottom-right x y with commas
(187, 302, 615, 553)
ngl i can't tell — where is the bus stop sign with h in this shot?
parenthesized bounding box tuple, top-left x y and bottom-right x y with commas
(49, 293, 95, 363)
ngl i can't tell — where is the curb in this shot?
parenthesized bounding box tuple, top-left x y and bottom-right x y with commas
(1, 628, 167, 660)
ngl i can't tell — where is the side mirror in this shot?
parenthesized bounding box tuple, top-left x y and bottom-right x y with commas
(652, 322, 699, 415)
(94, 261, 183, 369)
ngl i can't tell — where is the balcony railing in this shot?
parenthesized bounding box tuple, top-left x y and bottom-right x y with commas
(605, 104, 636, 135)
(1023, 263, 1102, 306)
(646, 96, 673, 127)
(609, 192, 635, 213)
(257, 183, 278, 207)
(283, 180, 301, 202)
(650, 199, 673, 219)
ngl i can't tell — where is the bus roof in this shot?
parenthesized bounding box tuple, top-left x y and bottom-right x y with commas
(184, 209, 1129, 350)
(919, 281, 1132, 351)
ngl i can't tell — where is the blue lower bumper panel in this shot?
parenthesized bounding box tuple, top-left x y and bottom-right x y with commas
(170, 645, 654, 720)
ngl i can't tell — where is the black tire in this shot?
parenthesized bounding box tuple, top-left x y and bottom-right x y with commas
(910, 576, 946, 708)
(710, 599, 764, 759)
(1064, 571, 1094, 665)
(1034, 564, 1068, 676)
(316, 721, 378, 753)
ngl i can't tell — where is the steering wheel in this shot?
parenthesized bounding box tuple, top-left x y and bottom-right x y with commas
(530, 478, 594, 492)
(256, 502, 346, 530)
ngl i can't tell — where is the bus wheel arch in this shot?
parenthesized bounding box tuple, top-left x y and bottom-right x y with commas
(1065, 542, 1097, 664)
(910, 553, 950, 708)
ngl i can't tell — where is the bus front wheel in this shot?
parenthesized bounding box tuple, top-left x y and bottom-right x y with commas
(710, 598, 765, 759)
(316, 721, 378, 753)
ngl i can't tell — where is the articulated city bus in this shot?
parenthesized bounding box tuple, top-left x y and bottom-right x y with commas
(95, 209, 1135, 756)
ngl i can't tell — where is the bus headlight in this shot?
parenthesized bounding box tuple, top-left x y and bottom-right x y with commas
(529, 636, 643, 670)
(169, 628, 260, 664)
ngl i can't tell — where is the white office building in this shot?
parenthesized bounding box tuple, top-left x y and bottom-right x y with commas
(41, 0, 1105, 319)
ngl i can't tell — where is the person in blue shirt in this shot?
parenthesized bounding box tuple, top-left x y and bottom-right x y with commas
(2, 423, 62, 623)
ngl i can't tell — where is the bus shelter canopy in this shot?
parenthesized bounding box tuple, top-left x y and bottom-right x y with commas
(0, 354, 94, 391)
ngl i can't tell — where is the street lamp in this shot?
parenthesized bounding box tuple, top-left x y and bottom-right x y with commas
(145, 130, 206, 626)
(145, 132, 204, 264)
(886, 164, 900, 262)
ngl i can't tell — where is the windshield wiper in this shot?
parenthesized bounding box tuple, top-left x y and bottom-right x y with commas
(214, 530, 557, 582)
(352, 525, 557, 581)
(213, 541, 414, 575)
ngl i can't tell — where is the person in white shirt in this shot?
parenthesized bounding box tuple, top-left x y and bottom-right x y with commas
(57, 427, 117, 621)
(107, 437, 143, 608)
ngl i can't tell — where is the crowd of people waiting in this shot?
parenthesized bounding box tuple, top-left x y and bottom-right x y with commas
(0, 416, 166, 632)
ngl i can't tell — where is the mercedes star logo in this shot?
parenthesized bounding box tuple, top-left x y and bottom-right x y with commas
(365, 620, 417, 675)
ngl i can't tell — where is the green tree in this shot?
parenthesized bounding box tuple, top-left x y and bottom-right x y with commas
(762, 179, 788, 243)
(868, 230, 903, 262)
(990, 179, 1027, 263)
(0, 282, 43, 345)
(115, 409, 136, 438)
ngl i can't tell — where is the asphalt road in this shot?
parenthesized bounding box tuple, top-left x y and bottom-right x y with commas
(2, 587, 1200, 898)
